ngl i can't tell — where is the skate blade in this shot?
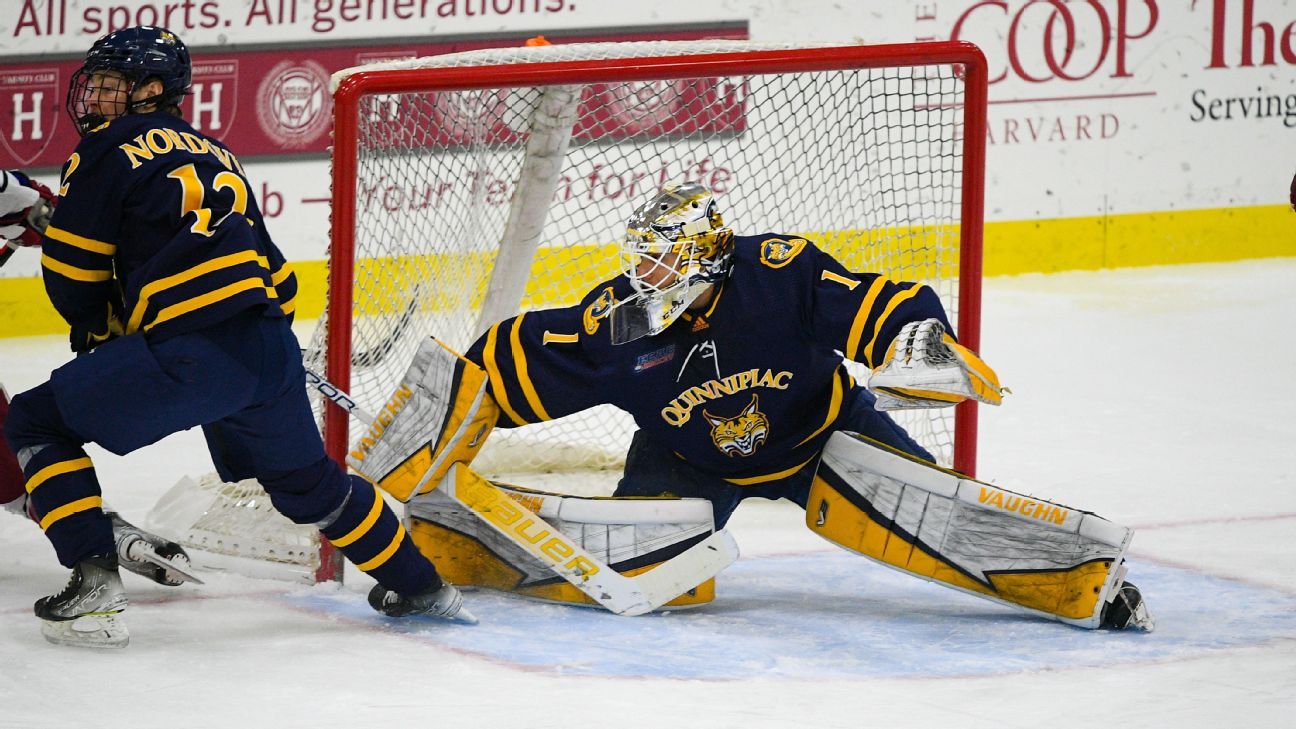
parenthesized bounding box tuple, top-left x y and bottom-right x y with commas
(132, 543, 205, 585)
(41, 613, 130, 649)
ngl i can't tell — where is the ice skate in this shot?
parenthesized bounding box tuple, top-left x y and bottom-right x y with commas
(109, 511, 203, 586)
(368, 580, 477, 624)
(1100, 581, 1154, 631)
(34, 554, 130, 649)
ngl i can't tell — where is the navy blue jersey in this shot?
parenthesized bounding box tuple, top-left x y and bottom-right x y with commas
(467, 234, 952, 486)
(40, 111, 296, 345)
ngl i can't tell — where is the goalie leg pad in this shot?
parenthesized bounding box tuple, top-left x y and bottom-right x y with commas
(408, 480, 717, 609)
(808, 432, 1136, 629)
(348, 338, 500, 501)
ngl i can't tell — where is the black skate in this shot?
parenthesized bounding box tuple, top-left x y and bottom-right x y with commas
(1100, 581, 1154, 631)
(34, 554, 130, 648)
(109, 511, 204, 586)
(368, 580, 477, 624)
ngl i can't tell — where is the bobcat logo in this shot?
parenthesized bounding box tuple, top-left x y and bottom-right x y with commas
(702, 393, 770, 457)
(758, 237, 807, 268)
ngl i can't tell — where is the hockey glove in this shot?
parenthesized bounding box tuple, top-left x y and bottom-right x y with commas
(867, 318, 1004, 411)
(70, 298, 126, 354)
(0, 170, 56, 268)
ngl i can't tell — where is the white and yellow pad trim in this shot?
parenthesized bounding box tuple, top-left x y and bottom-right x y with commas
(348, 337, 500, 501)
(809, 432, 1133, 629)
(868, 318, 1003, 410)
(408, 469, 723, 610)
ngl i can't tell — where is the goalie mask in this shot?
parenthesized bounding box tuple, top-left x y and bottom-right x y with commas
(66, 26, 192, 136)
(610, 182, 734, 344)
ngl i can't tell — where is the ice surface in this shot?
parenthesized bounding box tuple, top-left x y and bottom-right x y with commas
(1, 259, 1293, 728)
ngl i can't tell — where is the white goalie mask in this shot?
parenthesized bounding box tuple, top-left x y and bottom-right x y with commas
(610, 182, 734, 344)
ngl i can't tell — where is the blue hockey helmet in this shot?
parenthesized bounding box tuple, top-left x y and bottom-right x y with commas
(66, 26, 192, 135)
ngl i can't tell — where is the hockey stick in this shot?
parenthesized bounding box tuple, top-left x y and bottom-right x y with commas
(302, 283, 425, 371)
(305, 362, 740, 616)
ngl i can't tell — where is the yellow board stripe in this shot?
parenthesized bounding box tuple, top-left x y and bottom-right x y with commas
(796, 367, 846, 448)
(355, 526, 406, 572)
(127, 250, 270, 332)
(142, 279, 275, 332)
(330, 485, 384, 548)
(24, 456, 93, 494)
(845, 276, 889, 362)
(41, 253, 111, 282)
(44, 225, 116, 255)
(725, 455, 817, 486)
(482, 321, 527, 425)
(511, 313, 553, 422)
(862, 283, 923, 366)
(39, 496, 102, 530)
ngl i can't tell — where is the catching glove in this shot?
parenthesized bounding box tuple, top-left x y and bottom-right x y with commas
(867, 318, 1004, 411)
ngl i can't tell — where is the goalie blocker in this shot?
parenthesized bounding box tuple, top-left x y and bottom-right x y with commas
(809, 431, 1152, 630)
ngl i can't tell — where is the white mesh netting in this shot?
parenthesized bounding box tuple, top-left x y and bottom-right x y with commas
(309, 40, 973, 485)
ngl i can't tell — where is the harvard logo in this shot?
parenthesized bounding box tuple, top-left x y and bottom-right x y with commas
(0, 68, 59, 165)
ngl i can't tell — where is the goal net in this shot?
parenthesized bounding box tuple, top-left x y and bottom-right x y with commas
(312, 39, 988, 488)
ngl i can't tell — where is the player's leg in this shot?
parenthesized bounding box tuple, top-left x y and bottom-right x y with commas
(614, 429, 746, 528)
(4, 381, 127, 647)
(5, 379, 196, 585)
(201, 314, 468, 621)
(835, 386, 935, 462)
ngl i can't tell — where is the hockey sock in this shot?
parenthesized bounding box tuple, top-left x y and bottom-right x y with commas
(321, 476, 441, 596)
(20, 443, 113, 567)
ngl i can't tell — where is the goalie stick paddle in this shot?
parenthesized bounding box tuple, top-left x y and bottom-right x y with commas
(302, 284, 426, 371)
(305, 358, 739, 616)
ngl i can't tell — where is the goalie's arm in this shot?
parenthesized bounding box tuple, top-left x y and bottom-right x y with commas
(804, 248, 1001, 409)
(465, 303, 612, 428)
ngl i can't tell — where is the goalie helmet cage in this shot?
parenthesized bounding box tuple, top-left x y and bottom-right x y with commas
(315, 40, 987, 581)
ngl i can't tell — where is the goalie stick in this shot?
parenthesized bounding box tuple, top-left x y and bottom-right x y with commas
(305, 359, 739, 616)
(302, 284, 425, 371)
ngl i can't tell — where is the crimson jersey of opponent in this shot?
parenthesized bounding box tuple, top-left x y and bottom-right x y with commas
(467, 234, 952, 486)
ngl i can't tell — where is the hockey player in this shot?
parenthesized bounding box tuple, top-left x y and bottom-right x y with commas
(1, 26, 470, 648)
(463, 181, 1146, 629)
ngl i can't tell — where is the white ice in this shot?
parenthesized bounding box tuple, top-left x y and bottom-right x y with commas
(1, 259, 1293, 728)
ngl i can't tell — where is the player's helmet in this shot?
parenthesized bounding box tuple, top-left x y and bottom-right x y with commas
(66, 26, 192, 136)
(610, 182, 735, 344)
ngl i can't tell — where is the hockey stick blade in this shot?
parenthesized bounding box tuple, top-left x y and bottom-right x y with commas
(303, 360, 738, 614)
(442, 464, 739, 616)
(127, 541, 206, 585)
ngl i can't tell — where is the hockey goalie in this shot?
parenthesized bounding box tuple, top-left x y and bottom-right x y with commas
(347, 181, 1151, 631)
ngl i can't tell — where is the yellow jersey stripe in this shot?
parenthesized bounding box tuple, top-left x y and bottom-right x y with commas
(39, 496, 103, 530)
(141, 279, 276, 333)
(280, 299, 297, 317)
(127, 250, 270, 332)
(355, 526, 406, 572)
(44, 225, 116, 255)
(542, 331, 579, 345)
(41, 254, 111, 282)
(270, 261, 295, 286)
(724, 455, 817, 486)
(330, 485, 384, 548)
(863, 283, 924, 366)
(795, 367, 846, 448)
(845, 276, 889, 361)
(511, 313, 553, 422)
(482, 322, 528, 425)
(25, 456, 93, 494)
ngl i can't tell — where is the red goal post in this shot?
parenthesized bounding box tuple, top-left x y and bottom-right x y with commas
(320, 40, 988, 510)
